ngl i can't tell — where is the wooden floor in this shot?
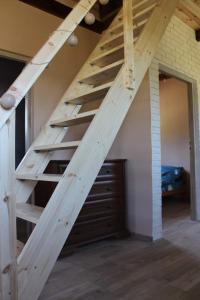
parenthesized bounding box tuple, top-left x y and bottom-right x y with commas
(40, 200, 200, 300)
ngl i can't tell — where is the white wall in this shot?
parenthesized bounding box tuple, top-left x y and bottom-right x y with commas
(149, 15, 200, 239)
(160, 78, 190, 172)
(109, 16, 200, 238)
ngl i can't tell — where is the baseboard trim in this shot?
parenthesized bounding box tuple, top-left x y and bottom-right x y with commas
(131, 233, 153, 242)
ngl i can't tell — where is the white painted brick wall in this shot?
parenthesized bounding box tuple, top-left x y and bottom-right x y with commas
(149, 15, 200, 240)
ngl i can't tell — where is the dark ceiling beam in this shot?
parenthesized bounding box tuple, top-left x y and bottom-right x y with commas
(19, 0, 105, 33)
(196, 29, 200, 41)
(99, 0, 122, 20)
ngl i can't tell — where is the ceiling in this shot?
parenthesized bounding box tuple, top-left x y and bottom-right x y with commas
(19, 0, 200, 39)
(176, 0, 200, 30)
(19, 0, 122, 33)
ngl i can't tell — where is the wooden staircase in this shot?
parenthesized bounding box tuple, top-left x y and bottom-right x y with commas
(0, 0, 179, 299)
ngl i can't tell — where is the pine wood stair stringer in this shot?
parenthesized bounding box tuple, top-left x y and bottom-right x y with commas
(14, 11, 122, 205)
(16, 1, 179, 299)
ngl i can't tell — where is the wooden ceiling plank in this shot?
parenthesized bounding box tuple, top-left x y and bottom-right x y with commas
(178, 0, 200, 27)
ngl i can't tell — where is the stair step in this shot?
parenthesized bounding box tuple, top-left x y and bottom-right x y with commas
(16, 173, 62, 182)
(34, 141, 80, 152)
(17, 240, 25, 256)
(16, 203, 44, 224)
(79, 60, 124, 85)
(100, 18, 147, 50)
(99, 32, 124, 49)
(90, 36, 138, 67)
(109, 1, 156, 33)
(119, 0, 157, 20)
(50, 109, 98, 127)
(66, 82, 113, 105)
(90, 44, 124, 67)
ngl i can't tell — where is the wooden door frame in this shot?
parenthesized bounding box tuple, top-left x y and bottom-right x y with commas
(159, 64, 200, 222)
(0, 49, 33, 149)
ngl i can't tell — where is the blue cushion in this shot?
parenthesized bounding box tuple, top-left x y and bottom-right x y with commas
(161, 165, 184, 192)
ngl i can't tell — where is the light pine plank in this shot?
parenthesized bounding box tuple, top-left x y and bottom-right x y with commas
(50, 109, 98, 127)
(178, 0, 200, 27)
(14, 0, 123, 208)
(0, 116, 17, 300)
(17, 2, 179, 300)
(34, 141, 80, 152)
(16, 203, 43, 224)
(16, 174, 62, 182)
(123, 0, 135, 89)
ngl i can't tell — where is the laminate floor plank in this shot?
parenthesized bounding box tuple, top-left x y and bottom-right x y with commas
(40, 200, 200, 300)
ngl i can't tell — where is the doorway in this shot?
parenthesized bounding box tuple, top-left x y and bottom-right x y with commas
(0, 55, 28, 167)
(0, 54, 31, 241)
(158, 67, 200, 236)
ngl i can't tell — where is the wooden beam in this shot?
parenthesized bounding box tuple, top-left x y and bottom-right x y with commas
(99, 0, 122, 20)
(178, 0, 200, 27)
(0, 0, 97, 130)
(123, 0, 135, 90)
(17, 1, 179, 299)
(0, 116, 17, 300)
(19, 0, 104, 33)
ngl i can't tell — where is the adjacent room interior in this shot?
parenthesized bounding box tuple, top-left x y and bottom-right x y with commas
(159, 73, 191, 234)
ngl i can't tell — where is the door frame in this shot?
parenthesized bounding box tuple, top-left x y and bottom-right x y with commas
(159, 64, 200, 221)
(0, 49, 33, 149)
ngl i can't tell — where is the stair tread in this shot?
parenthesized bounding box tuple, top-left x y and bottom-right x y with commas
(66, 82, 113, 104)
(99, 32, 124, 49)
(34, 141, 80, 152)
(79, 60, 124, 85)
(50, 109, 98, 127)
(109, 1, 156, 33)
(90, 37, 138, 67)
(90, 44, 124, 66)
(100, 18, 147, 49)
(118, 0, 157, 20)
(16, 173, 62, 182)
(16, 203, 44, 224)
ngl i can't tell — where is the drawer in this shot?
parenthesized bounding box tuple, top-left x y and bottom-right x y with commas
(87, 180, 123, 201)
(35, 159, 127, 254)
(47, 161, 125, 179)
(66, 216, 123, 245)
(77, 198, 123, 222)
(96, 162, 124, 181)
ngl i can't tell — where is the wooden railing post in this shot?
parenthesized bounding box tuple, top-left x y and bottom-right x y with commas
(123, 0, 135, 90)
(0, 116, 17, 300)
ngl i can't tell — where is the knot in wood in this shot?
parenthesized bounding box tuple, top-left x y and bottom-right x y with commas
(3, 195, 9, 202)
(2, 264, 11, 274)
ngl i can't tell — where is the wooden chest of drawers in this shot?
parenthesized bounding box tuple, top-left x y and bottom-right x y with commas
(35, 159, 127, 255)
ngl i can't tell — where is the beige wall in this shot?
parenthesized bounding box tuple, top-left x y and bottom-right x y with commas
(0, 0, 100, 138)
(108, 74, 153, 236)
(160, 78, 190, 172)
